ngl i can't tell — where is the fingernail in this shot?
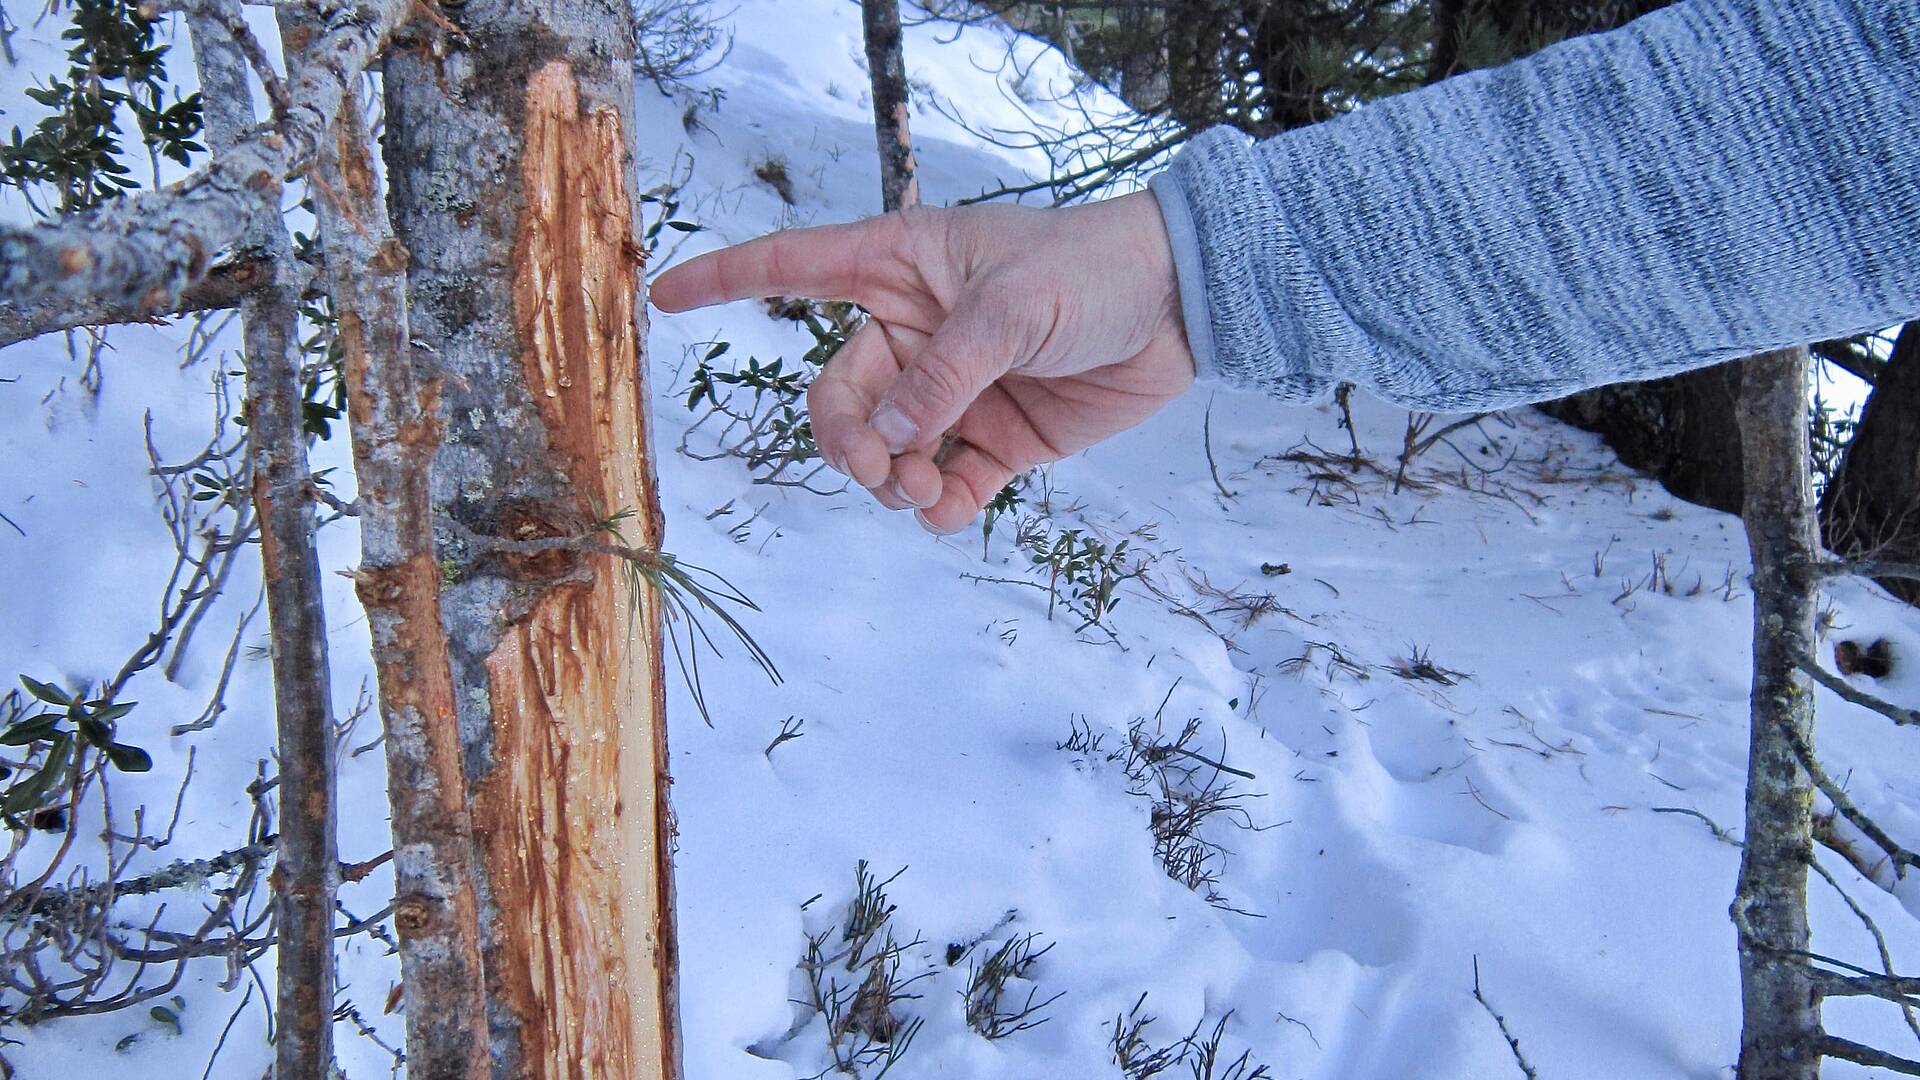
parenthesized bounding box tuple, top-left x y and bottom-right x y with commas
(915, 510, 965, 536)
(825, 451, 849, 476)
(889, 479, 931, 509)
(870, 402, 919, 454)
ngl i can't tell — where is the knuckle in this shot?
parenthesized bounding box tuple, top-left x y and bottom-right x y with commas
(906, 357, 968, 414)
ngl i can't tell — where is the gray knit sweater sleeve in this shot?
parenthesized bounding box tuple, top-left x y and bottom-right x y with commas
(1147, 0, 1920, 411)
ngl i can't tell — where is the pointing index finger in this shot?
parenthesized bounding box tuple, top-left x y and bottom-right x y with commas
(649, 216, 889, 313)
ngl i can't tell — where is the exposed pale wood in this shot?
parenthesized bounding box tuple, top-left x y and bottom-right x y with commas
(468, 62, 678, 1079)
(382, 0, 680, 1068)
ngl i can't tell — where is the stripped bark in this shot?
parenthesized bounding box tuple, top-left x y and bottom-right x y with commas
(861, 0, 920, 211)
(383, 3, 681, 1074)
(277, 6, 493, 1074)
(1733, 346, 1821, 1080)
(186, 8, 338, 1076)
(0, 0, 409, 319)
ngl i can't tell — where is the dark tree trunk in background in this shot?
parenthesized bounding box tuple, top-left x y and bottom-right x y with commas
(1821, 322, 1920, 604)
(1115, 3, 1169, 113)
(1246, 4, 1329, 132)
(1734, 346, 1822, 1080)
(862, 0, 921, 211)
(1428, 0, 1466, 84)
(1164, 0, 1238, 131)
(1540, 358, 1748, 514)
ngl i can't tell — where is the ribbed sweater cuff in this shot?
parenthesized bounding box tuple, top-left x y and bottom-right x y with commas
(1145, 174, 1217, 383)
(1148, 126, 1332, 403)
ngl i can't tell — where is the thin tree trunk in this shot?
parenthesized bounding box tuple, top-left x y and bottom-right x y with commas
(862, 0, 920, 211)
(383, 3, 683, 1075)
(186, 11, 338, 1077)
(278, 7, 493, 1073)
(1735, 345, 1822, 1080)
(1821, 321, 1920, 605)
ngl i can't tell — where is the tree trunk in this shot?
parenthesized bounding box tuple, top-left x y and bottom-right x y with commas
(1539, 358, 1747, 514)
(1245, 3, 1326, 134)
(1734, 346, 1822, 1080)
(1114, 3, 1168, 115)
(1427, 0, 1466, 84)
(186, 13, 339, 1076)
(278, 4, 495, 1072)
(383, 3, 683, 1076)
(862, 0, 920, 212)
(1820, 321, 1920, 604)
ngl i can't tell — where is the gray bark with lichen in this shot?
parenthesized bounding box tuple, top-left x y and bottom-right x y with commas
(185, 8, 339, 1076)
(277, 2, 494, 1074)
(1734, 345, 1821, 1079)
(383, 0, 682, 1074)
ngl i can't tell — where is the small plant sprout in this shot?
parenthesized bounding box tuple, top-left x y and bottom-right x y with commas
(681, 298, 855, 494)
(1392, 644, 1469, 686)
(982, 477, 1025, 559)
(763, 715, 806, 759)
(753, 154, 796, 204)
(1110, 994, 1274, 1080)
(1025, 526, 1139, 629)
(1062, 692, 1266, 913)
(961, 932, 1064, 1040)
(2, 678, 150, 826)
(791, 862, 931, 1078)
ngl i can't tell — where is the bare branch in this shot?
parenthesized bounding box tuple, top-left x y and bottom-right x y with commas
(189, 7, 342, 1071)
(0, 256, 286, 348)
(1793, 648, 1920, 726)
(1807, 856, 1920, 1041)
(1819, 1035, 1920, 1075)
(1811, 559, 1920, 582)
(1777, 720, 1920, 880)
(0, 0, 410, 316)
(1472, 956, 1539, 1080)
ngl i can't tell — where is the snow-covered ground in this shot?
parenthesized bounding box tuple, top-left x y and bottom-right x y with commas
(5, 1, 1920, 1077)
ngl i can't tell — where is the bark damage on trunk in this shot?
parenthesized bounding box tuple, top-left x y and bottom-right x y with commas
(861, 0, 919, 212)
(383, 0, 679, 1068)
(472, 61, 678, 1079)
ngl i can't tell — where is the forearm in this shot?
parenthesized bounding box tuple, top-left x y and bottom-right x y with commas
(1149, 0, 1920, 410)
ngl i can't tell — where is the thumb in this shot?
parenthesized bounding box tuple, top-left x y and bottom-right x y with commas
(868, 289, 1027, 454)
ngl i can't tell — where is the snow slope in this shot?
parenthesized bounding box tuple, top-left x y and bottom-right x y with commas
(5, 1, 1920, 1077)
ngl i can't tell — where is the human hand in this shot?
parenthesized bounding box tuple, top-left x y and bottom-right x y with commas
(649, 192, 1195, 534)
